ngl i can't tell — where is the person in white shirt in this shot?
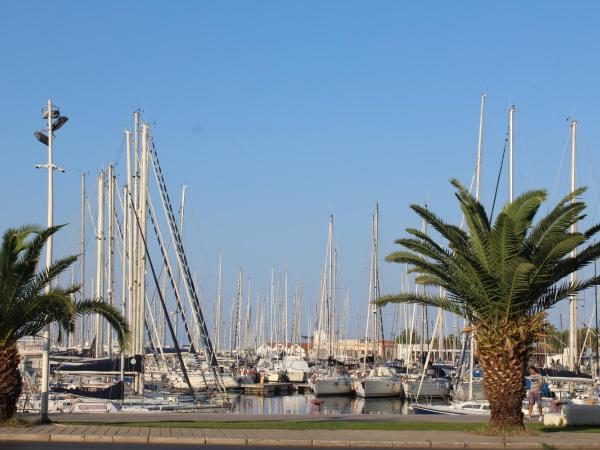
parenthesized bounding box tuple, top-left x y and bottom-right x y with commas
(528, 366, 543, 420)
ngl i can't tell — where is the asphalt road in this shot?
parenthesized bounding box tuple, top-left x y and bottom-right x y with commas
(0, 442, 505, 450)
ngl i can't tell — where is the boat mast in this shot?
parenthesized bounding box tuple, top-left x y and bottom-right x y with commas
(235, 267, 243, 361)
(419, 211, 427, 362)
(595, 259, 599, 377)
(569, 120, 578, 372)
(343, 287, 349, 358)
(161, 269, 167, 347)
(174, 185, 187, 342)
(333, 249, 339, 358)
(363, 208, 376, 371)
(137, 123, 149, 396)
(316, 261, 326, 360)
(107, 165, 115, 354)
(508, 104, 515, 203)
(284, 268, 288, 348)
(120, 184, 128, 382)
(374, 203, 382, 360)
(124, 128, 134, 358)
(469, 93, 486, 400)
(256, 292, 262, 348)
(228, 297, 234, 356)
(94, 170, 105, 357)
(328, 215, 335, 360)
(245, 277, 252, 351)
(476, 94, 486, 201)
(80, 173, 86, 349)
(131, 112, 140, 366)
(270, 268, 275, 349)
(403, 265, 409, 364)
(214, 253, 223, 352)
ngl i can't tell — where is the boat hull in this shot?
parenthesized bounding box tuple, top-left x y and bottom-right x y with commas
(403, 378, 451, 399)
(286, 370, 307, 383)
(562, 400, 600, 426)
(411, 405, 462, 415)
(354, 378, 403, 398)
(265, 372, 281, 383)
(310, 376, 354, 396)
(170, 373, 239, 390)
(51, 381, 124, 400)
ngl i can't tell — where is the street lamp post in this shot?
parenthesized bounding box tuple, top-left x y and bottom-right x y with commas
(34, 99, 67, 422)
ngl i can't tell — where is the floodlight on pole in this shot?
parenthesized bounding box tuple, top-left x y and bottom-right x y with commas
(52, 116, 69, 131)
(34, 131, 49, 145)
(35, 99, 67, 423)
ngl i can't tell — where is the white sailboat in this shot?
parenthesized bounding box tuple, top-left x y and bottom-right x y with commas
(353, 204, 403, 398)
(354, 366, 403, 398)
(543, 121, 600, 427)
(411, 399, 551, 417)
(310, 373, 353, 396)
(309, 214, 353, 396)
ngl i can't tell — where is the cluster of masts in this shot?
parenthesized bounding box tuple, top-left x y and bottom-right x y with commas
(31, 95, 594, 420)
(76, 112, 153, 394)
(212, 264, 307, 357)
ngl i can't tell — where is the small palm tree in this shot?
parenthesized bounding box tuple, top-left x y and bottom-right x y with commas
(0, 225, 129, 421)
(376, 180, 600, 430)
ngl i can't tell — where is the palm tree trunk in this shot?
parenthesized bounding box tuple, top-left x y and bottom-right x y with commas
(0, 344, 22, 421)
(476, 322, 532, 430)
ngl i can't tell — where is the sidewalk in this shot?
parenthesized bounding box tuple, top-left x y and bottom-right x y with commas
(2, 423, 600, 448)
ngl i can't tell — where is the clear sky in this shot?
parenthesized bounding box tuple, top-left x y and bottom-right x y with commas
(2, 1, 600, 340)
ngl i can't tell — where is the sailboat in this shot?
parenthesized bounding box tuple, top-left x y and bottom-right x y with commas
(309, 214, 354, 396)
(543, 120, 600, 426)
(353, 204, 403, 398)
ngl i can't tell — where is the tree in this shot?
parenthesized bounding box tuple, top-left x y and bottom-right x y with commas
(375, 180, 600, 430)
(0, 225, 129, 421)
(396, 329, 420, 344)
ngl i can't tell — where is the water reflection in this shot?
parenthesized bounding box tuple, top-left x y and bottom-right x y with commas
(232, 394, 412, 415)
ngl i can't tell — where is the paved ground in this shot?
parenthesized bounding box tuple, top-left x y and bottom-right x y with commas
(0, 443, 470, 450)
(1, 423, 600, 448)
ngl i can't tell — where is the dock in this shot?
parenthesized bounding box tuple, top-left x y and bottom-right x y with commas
(293, 383, 312, 394)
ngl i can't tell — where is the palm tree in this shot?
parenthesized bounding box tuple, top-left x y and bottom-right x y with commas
(0, 225, 129, 421)
(376, 180, 600, 430)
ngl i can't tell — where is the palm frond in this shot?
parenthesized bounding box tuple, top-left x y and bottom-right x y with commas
(381, 180, 600, 330)
(0, 224, 129, 350)
(374, 292, 467, 318)
(73, 299, 130, 350)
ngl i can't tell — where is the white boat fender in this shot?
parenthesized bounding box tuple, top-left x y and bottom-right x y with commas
(543, 413, 567, 427)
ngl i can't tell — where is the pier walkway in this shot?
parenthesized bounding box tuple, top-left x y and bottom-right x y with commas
(1, 414, 599, 448)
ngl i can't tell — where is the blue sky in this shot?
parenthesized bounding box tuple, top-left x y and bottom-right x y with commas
(2, 1, 600, 339)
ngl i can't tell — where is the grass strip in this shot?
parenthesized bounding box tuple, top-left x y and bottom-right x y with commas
(63, 420, 487, 431)
(56, 419, 600, 433)
(60, 420, 600, 433)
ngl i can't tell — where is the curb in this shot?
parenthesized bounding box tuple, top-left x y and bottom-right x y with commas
(1, 433, 600, 448)
(246, 438, 314, 447)
(149, 436, 205, 445)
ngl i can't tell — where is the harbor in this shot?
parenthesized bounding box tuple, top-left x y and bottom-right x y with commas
(4, 3, 600, 449)
(11, 104, 598, 426)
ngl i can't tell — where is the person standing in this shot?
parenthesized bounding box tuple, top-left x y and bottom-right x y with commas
(528, 366, 544, 420)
